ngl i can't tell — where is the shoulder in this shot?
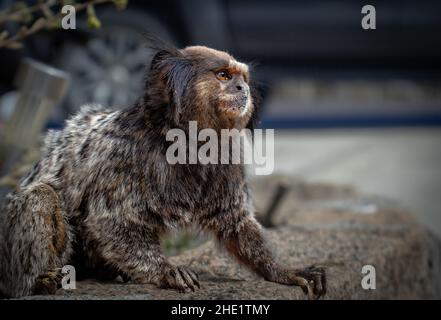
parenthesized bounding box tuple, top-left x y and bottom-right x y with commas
(66, 104, 113, 127)
(41, 104, 118, 158)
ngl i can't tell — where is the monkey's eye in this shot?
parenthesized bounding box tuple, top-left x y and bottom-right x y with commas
(215, 70, 231, 81)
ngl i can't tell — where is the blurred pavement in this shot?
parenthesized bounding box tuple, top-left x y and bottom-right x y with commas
(271, 128, 441, 237)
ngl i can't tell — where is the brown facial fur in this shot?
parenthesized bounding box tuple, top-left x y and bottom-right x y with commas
(145, 45, 253, 131)
(183, 46, 252, 130)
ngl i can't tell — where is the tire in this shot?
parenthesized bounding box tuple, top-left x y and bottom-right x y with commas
(54, 8, 176, 120)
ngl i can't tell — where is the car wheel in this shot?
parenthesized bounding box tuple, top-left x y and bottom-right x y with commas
(55, 9, 176, 120)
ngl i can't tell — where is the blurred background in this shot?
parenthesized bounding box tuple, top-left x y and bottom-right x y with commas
(0, 0, 440, 236)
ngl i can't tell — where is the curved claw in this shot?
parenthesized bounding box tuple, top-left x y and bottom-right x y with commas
(296, 277, 315, 300)
(291, 266, 327, 300)
(160, 265, 200, 293)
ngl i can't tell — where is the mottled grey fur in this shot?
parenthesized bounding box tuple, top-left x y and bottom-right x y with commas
(0, 44, 325, 299)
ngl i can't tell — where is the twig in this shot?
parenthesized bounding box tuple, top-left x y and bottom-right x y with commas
(260, 183, 290, 228)
(0, 0, 58, 25)
(0, 0, 116, 49)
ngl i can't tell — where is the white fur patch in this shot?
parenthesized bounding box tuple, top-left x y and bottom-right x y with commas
(229, 59, 249, 74)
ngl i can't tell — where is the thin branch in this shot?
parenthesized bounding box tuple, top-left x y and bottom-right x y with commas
(0, 0, 58, 25)
(260, 183, 290, 228)
(0, 0, 117, 49)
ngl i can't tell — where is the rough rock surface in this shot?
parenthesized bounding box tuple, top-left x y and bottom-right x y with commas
(21, 175, 441, 299)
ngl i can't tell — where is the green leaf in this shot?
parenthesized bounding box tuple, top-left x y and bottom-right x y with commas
(113, 0, 128, 10)
(48, 18, 62, 30)
(87, 5, 101, 29)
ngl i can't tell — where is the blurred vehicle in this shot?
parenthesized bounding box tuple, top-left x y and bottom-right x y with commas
(0, 0, 440, 127)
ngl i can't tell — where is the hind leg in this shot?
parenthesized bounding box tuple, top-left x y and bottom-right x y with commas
(0, 183, 72, 297)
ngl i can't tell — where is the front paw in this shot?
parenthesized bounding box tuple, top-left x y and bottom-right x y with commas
(33, 268, 64, 295)
(286, 266, 327, 299)
(159, 265, 200, 293)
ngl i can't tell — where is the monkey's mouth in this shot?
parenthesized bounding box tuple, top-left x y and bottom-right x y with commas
(220, 95, 249, 115)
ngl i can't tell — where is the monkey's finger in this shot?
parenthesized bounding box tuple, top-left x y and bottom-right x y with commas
(305, 265, 316, 272)
(178, 267, 196, 292)
(305, 283, 314, 300)
(294, 276, 314, 300)
(165, 267, 186, 293)
(162, 269, 176, 289)
(121, 273, 131, 283)
(300, 285, 308, 295)
(310, 267, 326, 297)
(321, 269, 327, 296)
(312, 274, 323, 297)
(187, 269, 200, 288)
(175, 269, 191, 293)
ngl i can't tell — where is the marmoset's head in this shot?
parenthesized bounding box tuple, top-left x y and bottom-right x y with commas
(145, 42, 255, 130)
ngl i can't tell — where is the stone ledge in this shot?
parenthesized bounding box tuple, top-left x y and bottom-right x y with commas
(21, 175, 441, 300)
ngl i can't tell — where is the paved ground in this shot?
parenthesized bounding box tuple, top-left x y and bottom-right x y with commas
(262, 127, 441, 237)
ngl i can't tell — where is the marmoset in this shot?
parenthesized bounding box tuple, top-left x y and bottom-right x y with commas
(0, 41, 326, 299)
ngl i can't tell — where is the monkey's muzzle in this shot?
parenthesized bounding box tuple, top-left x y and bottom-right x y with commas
(230, 94, 249, 111)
